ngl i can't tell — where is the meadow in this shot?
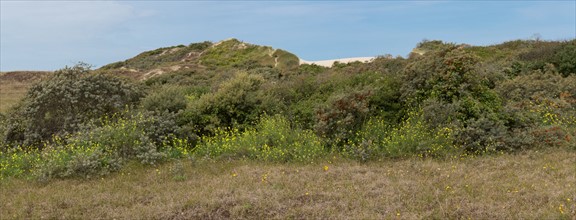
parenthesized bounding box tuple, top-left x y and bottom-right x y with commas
(1, 149, 574, 219)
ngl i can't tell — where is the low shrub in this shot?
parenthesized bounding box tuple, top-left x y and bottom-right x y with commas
(184, 72, 266, 135)
(195, 115, 325, 162)
(0, 146, 41, 179)
(531, 125, 574, 149)
(33, 142, 121, 181)
(141, 85, 190, 113)
(32, 113, 166, 180)
(346, 109, 458, 161)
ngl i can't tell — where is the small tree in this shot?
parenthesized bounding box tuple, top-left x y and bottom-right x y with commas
(315, 91, 371, 148)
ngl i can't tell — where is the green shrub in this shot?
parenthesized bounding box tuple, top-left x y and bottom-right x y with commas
(347, 109, 458, 160)
(3, 63, 142, 147)
(368, 74, 403, 124)
(184, 72, 266, 134)
(74, 114, 166, 164)
(141, 85, 190, 113)
(315, 91, 371, 148)
(32, 113, 167, 180)
(455, 116, 507, 153)
(195, 115, 325, 162)
(272, 49, 300, 70)
(552, 41, 576, 77)
(33, 142, 121, 181)
(0, 111, 200, 180)
(497, 68, 565, 103)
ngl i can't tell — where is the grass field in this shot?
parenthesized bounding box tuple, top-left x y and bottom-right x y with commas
(1, 149, 574, 219)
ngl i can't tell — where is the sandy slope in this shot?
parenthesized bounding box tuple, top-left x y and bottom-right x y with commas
(299, 57, 375, 67)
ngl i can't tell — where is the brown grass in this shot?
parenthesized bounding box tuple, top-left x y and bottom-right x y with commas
(1, 149, 575, 219)
(0, 71, 51, 113)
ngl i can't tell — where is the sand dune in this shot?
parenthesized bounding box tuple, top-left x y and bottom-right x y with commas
(299, 57, 375, 67)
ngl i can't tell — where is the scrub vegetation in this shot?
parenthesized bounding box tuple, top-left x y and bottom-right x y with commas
(1, 38, 575, 218)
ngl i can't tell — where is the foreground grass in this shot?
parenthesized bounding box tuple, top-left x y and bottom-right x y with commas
(1, 149, 575, 219)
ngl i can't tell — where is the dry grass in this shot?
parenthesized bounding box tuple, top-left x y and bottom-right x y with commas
(1, 149, 575, 219)
(0, 71, 50, 113)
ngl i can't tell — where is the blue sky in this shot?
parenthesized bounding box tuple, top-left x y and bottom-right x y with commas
(1, 1, 575, 71)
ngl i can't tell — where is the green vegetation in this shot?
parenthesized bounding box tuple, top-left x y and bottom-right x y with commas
(199, 39, 299, 71)
(100, 42, 212, 71)
(0, 38, 575, 218)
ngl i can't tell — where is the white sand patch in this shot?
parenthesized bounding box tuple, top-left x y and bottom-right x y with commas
(299, 57, 376, 67)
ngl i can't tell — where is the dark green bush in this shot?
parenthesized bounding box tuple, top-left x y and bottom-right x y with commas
(368, 73, 403, 124)
(188, 41, 213, 51)
(551, 41, 576, 77)
(455, 116, 507, 153)
(184, 72, 266, 134)
(141, 85, 190, 113)
(498, 67, 565, 102)
(315, 91, 371, 148)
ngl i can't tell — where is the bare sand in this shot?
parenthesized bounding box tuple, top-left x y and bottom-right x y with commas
(299, 57, 375, 67)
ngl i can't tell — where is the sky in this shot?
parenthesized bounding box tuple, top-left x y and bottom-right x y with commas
(1, 1, 575, 71)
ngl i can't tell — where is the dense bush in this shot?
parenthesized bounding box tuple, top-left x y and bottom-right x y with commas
(552, 41, 576, 77)
(315, 91, 371, 148)
(3, 64, 142, 147)
(497, 67, 565, 102)
(184, 72, 266, 134)
(141, 85, 190, 113)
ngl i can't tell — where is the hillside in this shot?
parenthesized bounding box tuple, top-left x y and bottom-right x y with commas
(99, 39, 300, 80)
(0, 38, 575, 218)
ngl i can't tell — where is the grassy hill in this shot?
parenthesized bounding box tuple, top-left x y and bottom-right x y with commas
(99, 39, 300, 80)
